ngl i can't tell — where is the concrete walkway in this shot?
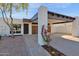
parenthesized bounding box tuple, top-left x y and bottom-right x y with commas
(50, 33, 79, 56)
(0, 35, 50, 56)
(0, 36, 28, 56)
(23, 34, 50, 56)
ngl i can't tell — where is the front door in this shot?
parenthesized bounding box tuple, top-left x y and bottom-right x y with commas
(24, 24, 29, 34)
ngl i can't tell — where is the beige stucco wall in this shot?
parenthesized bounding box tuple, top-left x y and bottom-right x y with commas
(0, 19, 10, 36)
(52, 22, 72, 34)
(0, 18, 23, 36)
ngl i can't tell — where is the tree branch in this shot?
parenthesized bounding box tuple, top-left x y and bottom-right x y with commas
(0, 8, 11, 28)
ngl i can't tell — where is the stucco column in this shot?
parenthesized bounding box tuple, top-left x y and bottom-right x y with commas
(38, 6, 48, 45)
(29, 23, 32, 35)
(72, 17, 79, 36)
(21, 23, 24, 35)
(50, 23, 53, 34)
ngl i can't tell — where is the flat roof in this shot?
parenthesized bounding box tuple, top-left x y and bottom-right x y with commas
(23, 18, 32, 22)
(32, 11, 75, 21)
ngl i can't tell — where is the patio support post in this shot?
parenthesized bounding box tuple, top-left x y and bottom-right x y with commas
(72, 17, 79, 36)
(50, 23, 53, 34)
(29, 23, 32, 35)
(21, 23, 24, 35)
(38, 6, 48, 45)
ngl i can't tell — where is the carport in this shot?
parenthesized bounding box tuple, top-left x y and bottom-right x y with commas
(32, 9, 75, 35)
(36, 6, 76, 45)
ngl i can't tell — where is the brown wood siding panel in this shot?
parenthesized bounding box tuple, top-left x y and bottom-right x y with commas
(48, 25, 51, 33)
(32, 26, 38, 34)
(32, 24, 51, 34)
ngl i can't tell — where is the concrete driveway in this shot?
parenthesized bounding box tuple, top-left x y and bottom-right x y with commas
(1, 33, 79, 56)
(23, 34, 50, 56)
(0, 35, 50, 56)
(50, 33, 79, 56)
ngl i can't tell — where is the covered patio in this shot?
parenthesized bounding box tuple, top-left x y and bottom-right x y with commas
(32, 9, 75, 35)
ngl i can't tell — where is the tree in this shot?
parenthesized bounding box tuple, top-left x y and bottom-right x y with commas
(0, 3, 28, 38)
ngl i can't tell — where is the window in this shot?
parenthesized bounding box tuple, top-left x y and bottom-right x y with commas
(10, 24, 21, 34)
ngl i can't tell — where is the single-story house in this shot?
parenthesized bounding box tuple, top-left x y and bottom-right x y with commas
(23, 11, 75, 35)
(0, 10, 75, 36)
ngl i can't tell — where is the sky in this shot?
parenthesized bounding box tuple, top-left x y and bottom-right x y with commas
(0, 3, 79, 19)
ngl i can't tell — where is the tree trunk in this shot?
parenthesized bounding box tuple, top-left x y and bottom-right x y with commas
(0, 5, 14, 38)
(10, 4, 14, 38)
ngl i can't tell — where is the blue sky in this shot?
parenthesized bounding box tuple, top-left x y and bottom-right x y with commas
(0, 3, 79, 19)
